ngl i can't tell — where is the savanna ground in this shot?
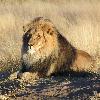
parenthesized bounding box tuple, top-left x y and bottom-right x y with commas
(0, 0, 100, 99)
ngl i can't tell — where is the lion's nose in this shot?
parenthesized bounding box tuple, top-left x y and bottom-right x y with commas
(28, 44, 33, 49)
(29, 45, 31, 49)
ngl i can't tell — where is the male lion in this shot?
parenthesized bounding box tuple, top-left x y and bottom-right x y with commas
(17, 17, 98, 79)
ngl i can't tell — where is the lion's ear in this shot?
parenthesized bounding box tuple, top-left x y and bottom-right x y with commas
(42, 24, 54, 35)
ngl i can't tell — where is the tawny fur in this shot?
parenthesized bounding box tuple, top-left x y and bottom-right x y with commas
(17, 17, 97, 79)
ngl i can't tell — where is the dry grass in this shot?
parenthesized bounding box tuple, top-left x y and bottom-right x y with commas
(0, 0, 100, 70)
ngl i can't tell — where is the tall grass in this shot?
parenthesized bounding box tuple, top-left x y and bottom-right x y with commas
(0, 0, 100, 70)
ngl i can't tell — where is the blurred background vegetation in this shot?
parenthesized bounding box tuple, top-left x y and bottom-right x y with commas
(0, 0, 100, 73)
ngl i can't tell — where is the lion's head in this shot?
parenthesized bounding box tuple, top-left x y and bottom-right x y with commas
(22, 17, 59, 69)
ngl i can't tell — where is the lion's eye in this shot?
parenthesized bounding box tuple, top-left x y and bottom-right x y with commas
(47, 29, 50, 34)
(37, 33, 41, 39)
(50, 32, 53, 35)
(38, 34, 41, 37)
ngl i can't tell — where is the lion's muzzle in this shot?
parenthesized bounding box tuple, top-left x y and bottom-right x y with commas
(27, 46, 36, 55)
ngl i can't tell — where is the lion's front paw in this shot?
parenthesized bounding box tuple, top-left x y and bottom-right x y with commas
(17, 71, 23, 79)
(18, 72, 39, 83)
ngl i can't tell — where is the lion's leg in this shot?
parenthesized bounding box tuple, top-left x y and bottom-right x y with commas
(17, 62, 28, 79)
(71, 50, 95, 73)
(46, 62, 57, 76)
(20, 72, 39, 81)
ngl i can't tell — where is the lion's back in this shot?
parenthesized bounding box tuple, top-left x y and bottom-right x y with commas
(71, 50, 96, 73)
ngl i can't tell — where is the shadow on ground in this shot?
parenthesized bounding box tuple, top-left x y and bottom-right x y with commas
(0, 71, 100, 100)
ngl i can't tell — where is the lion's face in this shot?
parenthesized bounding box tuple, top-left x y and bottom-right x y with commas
(22, 18, 58, 57)
(27, 28, 46, 55)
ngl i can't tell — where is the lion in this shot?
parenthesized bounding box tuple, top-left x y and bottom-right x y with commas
(17, 17, 98, 79)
